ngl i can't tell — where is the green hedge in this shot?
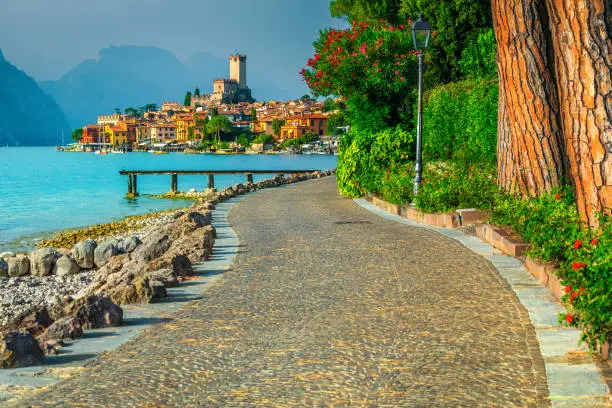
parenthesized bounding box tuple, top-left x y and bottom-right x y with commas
(421, 78, 498, 166)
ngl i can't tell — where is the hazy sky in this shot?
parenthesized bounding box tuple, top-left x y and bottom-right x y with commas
(0, 0, 345, 95)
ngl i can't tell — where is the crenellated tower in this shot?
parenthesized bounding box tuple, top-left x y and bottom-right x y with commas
(229, 54, 247, 89)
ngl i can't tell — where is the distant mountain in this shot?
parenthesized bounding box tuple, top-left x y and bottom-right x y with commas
(40, 45, 201, 128)
(0, 50, 71, 146)
(40, 46, 301, 127)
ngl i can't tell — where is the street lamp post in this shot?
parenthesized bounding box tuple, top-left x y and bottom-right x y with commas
(411, 14, 432, 197)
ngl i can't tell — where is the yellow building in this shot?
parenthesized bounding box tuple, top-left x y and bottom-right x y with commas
(174, 114, 195, 142)
(279, 114, 328, 140)
(105, 123, 128, 146)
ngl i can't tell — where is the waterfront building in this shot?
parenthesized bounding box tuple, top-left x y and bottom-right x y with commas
(150, 124, 176, 144)
(97, 114, 123, 126)
(105, 123, 128, 146)
(175, 114, 195, 142)
(280, 113, 329, 140)
(81, 124, 104, 144)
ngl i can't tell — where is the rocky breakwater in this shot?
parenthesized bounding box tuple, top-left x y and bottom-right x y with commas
(0, 170, 335, 369)
(0, 203, 216, 368)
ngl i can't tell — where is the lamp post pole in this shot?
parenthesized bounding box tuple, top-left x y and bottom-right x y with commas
(413, 50, 424, 197)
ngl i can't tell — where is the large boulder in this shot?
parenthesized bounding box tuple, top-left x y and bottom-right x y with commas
(30, 248, 59, 277)
(7, 254, 30, 277)
(37, 316, 83, 345)
(72, 239, 97, 269)
(93, 241, 119, 268)
(0, 258, 7, 277)
(148, 254, 193, 277)
(0, 332, 45, 368)
(53, 255, 81, 277)
(148, 268, 179, 288)
(132, 230, 171, 263)
(150, 280, 168, 300)
(5, 306, 53, 336)
(119, 236, 142, 253)
(107, 275, 155, 305)
(66, 296, 123, 329)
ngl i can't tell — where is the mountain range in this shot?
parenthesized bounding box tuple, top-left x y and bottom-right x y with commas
(40, 45, 297, 128)
(0, 50, 71, 146)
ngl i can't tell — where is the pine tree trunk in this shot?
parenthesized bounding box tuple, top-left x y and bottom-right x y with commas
(545, 0, 612, 226)
(492, 0, 568, 195)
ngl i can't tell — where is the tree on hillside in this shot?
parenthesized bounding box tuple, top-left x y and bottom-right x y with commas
(210, 107, 218, 117)
(184, 91, 192, 107)
(114, 108, 121, 114)
(492, 0, 611, 225)
(141, 103, 158, 113)
(194, 87, 200, 97)
(72, 128, 83, 142)
(272, 119, 285, 137)
(250, 107, 257, 120)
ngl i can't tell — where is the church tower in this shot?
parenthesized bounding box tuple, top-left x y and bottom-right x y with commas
(229, 55, 247, 89)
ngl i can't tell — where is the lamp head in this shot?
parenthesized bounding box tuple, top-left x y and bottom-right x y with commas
(412, 14, 432, 50)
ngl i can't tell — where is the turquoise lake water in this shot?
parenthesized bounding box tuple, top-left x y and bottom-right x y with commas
(0, 147, 337, 252)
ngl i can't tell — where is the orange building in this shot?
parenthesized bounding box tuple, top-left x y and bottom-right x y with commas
(81, 125, 106, 144)
(279, 113, 328, 140)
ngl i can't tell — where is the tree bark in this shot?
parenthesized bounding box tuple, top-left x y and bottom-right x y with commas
(492, 0, 568, 195)
(545, 0, 612, 226)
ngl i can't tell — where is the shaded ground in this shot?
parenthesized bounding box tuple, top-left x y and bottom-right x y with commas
(13, 177, 549, 407)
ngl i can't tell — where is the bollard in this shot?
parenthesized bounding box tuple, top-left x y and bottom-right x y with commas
(208, 174, 215, 189)
(246, 173, 253, 183)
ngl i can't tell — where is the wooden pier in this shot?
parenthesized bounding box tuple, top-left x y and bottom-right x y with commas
(119, 169, 320, 196)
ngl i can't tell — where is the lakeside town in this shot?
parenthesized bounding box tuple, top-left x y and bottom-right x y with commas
(64, 54, 342, 155)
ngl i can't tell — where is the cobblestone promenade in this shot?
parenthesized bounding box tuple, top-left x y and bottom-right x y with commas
(15, 177, 549, 407)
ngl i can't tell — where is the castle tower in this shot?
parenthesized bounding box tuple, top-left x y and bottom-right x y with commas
(229, 54, 247, 89)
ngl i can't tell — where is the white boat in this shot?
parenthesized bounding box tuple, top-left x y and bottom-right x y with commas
(110, 150, 125, 154)
(94, 150, 101, 155)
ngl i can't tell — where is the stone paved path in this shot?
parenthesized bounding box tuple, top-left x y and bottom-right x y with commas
(14, 177, 549, 407)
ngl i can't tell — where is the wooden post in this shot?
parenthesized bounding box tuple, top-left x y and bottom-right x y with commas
(171, 174, 178, 193)
(127, 174, 133, 195)
(133, 174, 138, 196)
(208, 174, 215, 189)
(246, 173, 253, 183)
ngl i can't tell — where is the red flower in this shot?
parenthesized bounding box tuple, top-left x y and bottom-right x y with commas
(359, 42, 367, 54)
(573, 240, 582, 249)
(565, 285, 572, 294)
(395, 70, 400, 75)
(580, 287, 586, 294)
(591, 238, 598, 246)
(572, 262, 586, 272)
(570, 291, 580, 301)
(400, 77, 405, 82)
(555, 193, 562, 200)
(389, 25, 395, 31)
(377, 68, 382, 72)
(316, 71, 323, 78)
(400, 24, 405, 30)
(565, 314, 574, 324)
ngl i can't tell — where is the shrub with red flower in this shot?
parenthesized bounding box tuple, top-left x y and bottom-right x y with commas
(301, 19, 418, 130)
(573, 240, 582, 249)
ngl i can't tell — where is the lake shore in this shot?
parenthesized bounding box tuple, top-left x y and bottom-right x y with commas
(0, 171, 335, 365)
